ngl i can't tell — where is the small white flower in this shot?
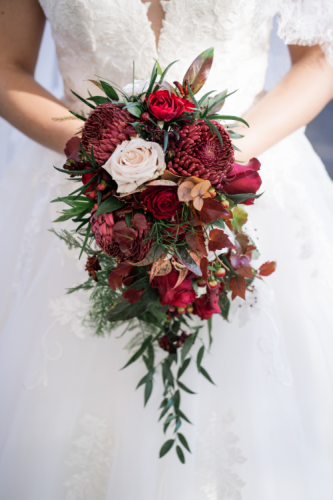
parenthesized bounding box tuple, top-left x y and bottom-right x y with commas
(122, 79, 150, 97)
(102, 138, 166, 194)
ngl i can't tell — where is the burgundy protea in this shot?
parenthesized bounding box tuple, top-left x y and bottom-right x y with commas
(167, 120, 234, 190)
(90, 210, 154, 263)
(81, 103, 137, 166)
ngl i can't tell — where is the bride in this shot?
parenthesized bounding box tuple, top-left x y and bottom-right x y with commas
(1, 0, 333, 498)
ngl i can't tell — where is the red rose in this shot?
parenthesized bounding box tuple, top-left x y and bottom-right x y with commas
(140, 186, 182, 219)
(152, 270, 196, 308)
(222, 158, 262, 205)
(147, 90, 188, 122)
(194, 287, 221, 320)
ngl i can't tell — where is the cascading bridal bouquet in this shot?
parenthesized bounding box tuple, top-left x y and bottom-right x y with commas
(52, 48, 276, 463)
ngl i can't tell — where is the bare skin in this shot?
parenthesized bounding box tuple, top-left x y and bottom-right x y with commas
(0, 0, 333, 160)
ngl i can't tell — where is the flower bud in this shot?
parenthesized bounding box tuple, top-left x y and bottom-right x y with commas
(208, 187, 216, 198)
(186, 304, 194, 314)
(97, 181, 107, 191)
(177, 307, 186, 315)
(197, 277, 206, 287)
(221, 200, 229, 208)
(94, 203, 98, 210)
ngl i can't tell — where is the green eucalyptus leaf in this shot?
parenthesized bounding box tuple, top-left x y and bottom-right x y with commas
(196, 345, 205, 371)
(176, 445, 185, 464)
(144, 379, 153, 406)
(178, 432, 191, 453)
(177, 357, 191, 379)
(120, 335, 152, 370)
(219, 291, 230, 321)
(127, 106, 142, 118)
(177, 380, 196, 394)
(176, 409, 192, 425)
(181, 335, 195, 365)
(159, 439, 175, 458)
(200, 366, 216, 385)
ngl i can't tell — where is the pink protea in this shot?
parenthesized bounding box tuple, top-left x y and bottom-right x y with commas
(81, 103, 137, 166)
(90, 210, 154, 263)
(167, 120, 234, 190)
(91, 212, 114, 252)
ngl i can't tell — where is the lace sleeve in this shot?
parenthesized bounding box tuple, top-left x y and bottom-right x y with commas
(275, 0, 333, 66)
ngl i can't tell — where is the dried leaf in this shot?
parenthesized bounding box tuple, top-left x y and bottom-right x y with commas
(186, 227, 208, 257)
(232, 206, 248, 231)
(182, 48, 214, 95)
(161, 170, 184, 182)
(259, 261, 276, 276)
(235, 233, 249, 254)
(178, 248, 202, 276)
(149, 258, 172, 283)
(190, 180, 211, 198)
(236, 262, 253, 279)
(200, 257, 209, 282)
(87, 79, 103, 90)
(147, 179, 177, 187)
(133, 213, 148, 230)
(113, 221, 137, 249)
(173, 267, 188, 289)
(229, 276, 246, 300)
(199, 198, 230, 224)
(129, 245, 164, 266)
(206, 90, 228, 116)
(193, 196, 204, 211)
(108, 272, 122, 290)
(178, 181, 196, 202)
(123, 288, 144, 304)
(208, 229, 236, 252)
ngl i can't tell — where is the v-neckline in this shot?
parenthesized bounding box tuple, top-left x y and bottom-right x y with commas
(140, 0, 169, 55)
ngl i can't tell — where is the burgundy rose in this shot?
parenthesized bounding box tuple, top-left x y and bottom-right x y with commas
(222, 158, 262, 205)
(140, 186, 182, 219)
(152, 270, 196, 308)
(194, 286, 221, 320)
(147, 90, 188, 122)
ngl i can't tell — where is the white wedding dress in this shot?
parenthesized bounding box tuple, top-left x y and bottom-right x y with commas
(1, 1, 333, 499)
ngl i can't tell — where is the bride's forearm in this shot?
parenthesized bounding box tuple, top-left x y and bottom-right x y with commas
(0, 65, 80, 154)
(0, 0, 80, 155)
(233, 45, 333, 163)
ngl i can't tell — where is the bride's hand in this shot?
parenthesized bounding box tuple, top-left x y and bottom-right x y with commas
(0, 0, 79, 154)
(231, 44, 333, 164)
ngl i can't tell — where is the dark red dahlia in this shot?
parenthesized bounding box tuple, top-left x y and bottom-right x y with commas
(81, 103, 137, 166)
(167, 120, 234, 190)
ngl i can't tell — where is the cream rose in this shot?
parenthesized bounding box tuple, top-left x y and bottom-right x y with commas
(103, 138, 165, 194)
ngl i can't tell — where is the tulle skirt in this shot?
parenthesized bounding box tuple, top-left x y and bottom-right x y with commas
(0, 125, 333, 500)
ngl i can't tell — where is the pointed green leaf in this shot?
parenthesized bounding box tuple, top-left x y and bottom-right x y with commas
(78, 222, 91, 259)
(95, 197, 125, 216)
(182, 47, 214, 95)
(177, 380, 196, 395)
(177, 357, 191, 379)
(144, 379, 153, 406)
(207, 316, 213, 347)
(200, 366, 216, 385)
(181, 335, 195, 365)
(100, 81, 119, 100)
(176, 445, 185, 464)
(178, 433, 191, 453)
(176, 409, 192, 425)
(196, 345, 205, 371)
(71, 90, 95, 110)
(121, 335, 152, 370)
(69, 110, 86, 121)
(159, 439, 175, 458)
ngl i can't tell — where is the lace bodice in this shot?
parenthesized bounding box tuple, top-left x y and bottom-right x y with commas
(39, 0, 333, 117)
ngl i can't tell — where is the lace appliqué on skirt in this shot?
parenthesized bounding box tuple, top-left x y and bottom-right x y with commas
(64, 414, 114, 500)
(196, 409, 246, 500)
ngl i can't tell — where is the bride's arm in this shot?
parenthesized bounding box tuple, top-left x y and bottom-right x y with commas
(234, 45, 333, 162)
(0, 0, 79, 154)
